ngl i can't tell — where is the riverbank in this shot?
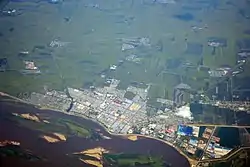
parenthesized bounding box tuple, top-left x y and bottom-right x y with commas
(38, 105, 194, 165)
(0, 91, 193, 166)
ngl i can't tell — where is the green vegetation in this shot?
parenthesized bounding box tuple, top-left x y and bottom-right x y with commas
(103, 153, 166, 167)
(11, 115, 91, 138)
(57, 118, 90, 137)
(124, 91, 136, 100)
(0, 0, 248, 102)
(0, 145, 42, 161)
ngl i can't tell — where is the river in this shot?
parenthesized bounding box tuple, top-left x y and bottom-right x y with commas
(0, 101, 190, 167)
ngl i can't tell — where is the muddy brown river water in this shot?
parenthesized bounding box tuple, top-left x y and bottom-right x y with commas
(0, 101, 190, 167)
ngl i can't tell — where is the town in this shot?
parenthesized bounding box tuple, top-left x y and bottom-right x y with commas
(18, 77, 250, 167)
(1, 0, 250, 166)
(23, 79, 191, 135)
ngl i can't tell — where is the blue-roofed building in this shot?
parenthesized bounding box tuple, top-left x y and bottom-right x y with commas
(177, 125, 193, 136)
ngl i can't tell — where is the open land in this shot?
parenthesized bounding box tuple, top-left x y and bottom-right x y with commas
(0, 0, 250, 100)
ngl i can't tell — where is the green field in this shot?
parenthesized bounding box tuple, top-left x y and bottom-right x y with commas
(0, 145, 42, 161)
(0, 0, 250, 99)
(57, 118, 90, 137)
(10, 115, 91, 138)
(103, 153, 166, 167)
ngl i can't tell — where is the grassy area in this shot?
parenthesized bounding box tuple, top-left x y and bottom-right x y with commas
(124, 91, 136, 100)
(11, 115, 91, 138)
(0, 145, 42, 161)
(57, 118, 91, 137)
(0, 0, 249, 98)
(103, 153, 166, 167)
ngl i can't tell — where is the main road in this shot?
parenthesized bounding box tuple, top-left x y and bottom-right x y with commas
(185, 123, 250, 128)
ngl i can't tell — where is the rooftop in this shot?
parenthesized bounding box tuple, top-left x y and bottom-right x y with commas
(175, 83, 191, 90)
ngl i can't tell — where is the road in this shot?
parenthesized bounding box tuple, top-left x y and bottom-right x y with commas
(185, 123, 250, 128)
(205, 61, 246, 95)
(197, 147, 250, 163)
(199, 99, 250, 112)
(198, 126, 216, 161)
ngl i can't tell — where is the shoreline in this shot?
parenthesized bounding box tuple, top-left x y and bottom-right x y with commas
(0, 91, 194, 166)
